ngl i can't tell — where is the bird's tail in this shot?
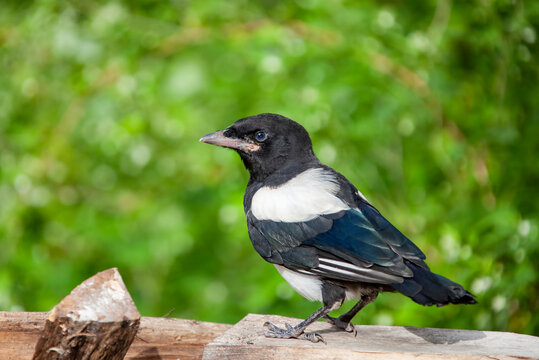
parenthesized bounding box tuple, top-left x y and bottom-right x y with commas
(391, 261, 477, 307)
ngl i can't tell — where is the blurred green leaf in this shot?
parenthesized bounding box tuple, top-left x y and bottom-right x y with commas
(0, 0, 537, 335)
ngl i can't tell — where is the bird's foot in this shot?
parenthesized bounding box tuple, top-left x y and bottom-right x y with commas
(263, 321, 326, 344)
(324, 315, 357, 336)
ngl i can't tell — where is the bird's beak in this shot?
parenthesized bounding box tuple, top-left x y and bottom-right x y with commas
(199, 130, 260, 152)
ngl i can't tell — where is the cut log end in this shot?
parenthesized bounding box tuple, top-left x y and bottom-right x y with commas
(33, 268, 141, 360)
(48, 268, 139, 323)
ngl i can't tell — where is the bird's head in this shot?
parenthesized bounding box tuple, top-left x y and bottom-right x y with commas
(200, 113, 317, 182)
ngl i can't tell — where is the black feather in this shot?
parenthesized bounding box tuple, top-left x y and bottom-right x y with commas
(391, 261, 477, 306)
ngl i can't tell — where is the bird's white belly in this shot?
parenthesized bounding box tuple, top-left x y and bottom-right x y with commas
(274, 265, 323, 302)
(275, 265, 377, 303)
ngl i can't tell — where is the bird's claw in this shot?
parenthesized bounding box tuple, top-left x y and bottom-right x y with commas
(350, 323, 358, 337)
(263, 321, 326, 344)
(263, 321, 296, 335)
(324, 315, 357, 336)
(300, 331, 326, 344)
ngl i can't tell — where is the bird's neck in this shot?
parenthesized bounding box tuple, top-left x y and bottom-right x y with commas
(246, 158, 321, 188)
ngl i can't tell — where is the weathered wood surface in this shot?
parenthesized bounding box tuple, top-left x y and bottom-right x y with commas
(130, 316, 232, 359)
(0, 312, 47, 360)
(0, 312, 232, 360)
(202, 313, 539, 360)
(33, 268, 140, 359)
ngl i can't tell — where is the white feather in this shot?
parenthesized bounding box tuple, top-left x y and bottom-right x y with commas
(318, 263, 360, 278)
(251, 168, 349, 222)
(318, 258, 402, 283)
(320, 258, 363, 271)
(356, 189, 369, 203)
(275, 265, 323, 302)
(276, 264, 379, 302)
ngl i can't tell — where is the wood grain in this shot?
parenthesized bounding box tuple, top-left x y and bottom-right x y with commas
(202, 313, 539, 360)
(0, 312, 231, 360)
(3, 311, 536, 359)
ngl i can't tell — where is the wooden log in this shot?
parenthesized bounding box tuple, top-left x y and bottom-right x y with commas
(0, 312, 48, 360)
(0, 312, 232, 360)
(5, 311, 537, 360)
(32, 268, 140, 360)
(202, 313, 539, 360)
(129, 316, 232, 359)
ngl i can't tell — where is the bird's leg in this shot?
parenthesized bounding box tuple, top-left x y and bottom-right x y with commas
(324, 292, 378, 336)
(264, 301, 341, 343)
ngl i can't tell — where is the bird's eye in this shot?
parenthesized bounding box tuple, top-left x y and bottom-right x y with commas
(255, 131, 268, 142)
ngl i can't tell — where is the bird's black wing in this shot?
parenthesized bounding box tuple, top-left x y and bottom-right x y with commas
(246, 200, 428, 285)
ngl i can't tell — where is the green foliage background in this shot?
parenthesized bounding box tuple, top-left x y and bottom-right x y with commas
(1, 0, 537, 335)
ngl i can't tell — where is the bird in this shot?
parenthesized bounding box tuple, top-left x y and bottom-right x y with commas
(200, 113, 477, 343)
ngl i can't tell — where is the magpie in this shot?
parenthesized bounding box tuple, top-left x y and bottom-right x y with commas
(200, 113, 477, 343)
